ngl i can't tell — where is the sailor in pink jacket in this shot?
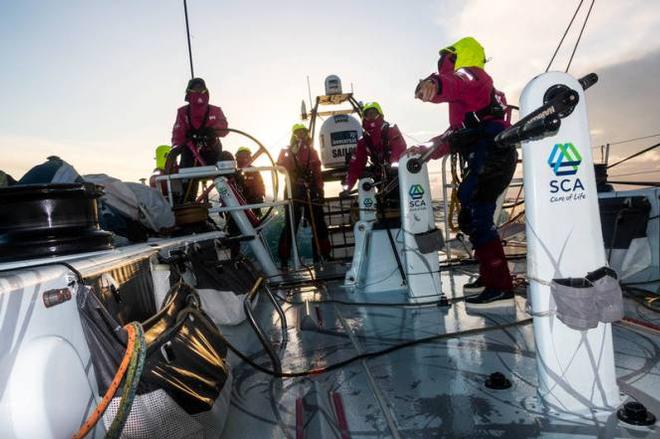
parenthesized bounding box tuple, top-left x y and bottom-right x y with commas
(277, 124, 331, 267)
(171, 77, 230, 168)
(343, 101, 407, 193)
(415, 37, 517, 306)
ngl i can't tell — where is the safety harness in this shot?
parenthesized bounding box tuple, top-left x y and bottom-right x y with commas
(448, 87, 511, 233)
(362, 122, 395, 184)
(290, 144, 314, 188)
(462, 89, 510, 129)
(186, 106, 218, 151)
(363, 123, 391, 165)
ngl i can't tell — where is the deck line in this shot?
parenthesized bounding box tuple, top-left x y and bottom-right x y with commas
(332, 303, 403, 439)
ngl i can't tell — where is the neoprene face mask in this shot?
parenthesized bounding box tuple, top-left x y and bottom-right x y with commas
(438, 51, 457, 73)
(364, 108, 381, 121)
(187, 91, 209, 106)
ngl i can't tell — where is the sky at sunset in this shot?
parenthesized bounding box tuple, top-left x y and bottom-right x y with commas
(1, 0, 659, 195)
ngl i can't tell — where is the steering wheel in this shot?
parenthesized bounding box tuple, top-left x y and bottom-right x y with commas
(224, 128, 280, 228)
(164, 128, 280, 228)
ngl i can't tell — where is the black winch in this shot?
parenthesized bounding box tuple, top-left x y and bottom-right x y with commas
(0, 183, 113, 262)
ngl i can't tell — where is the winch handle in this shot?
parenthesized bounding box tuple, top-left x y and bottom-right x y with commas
(494, 73, 598, 147)
(407, 132, 454, 173)
(578, 73, 598, 91)
(494, 86, 578, 147)
(495, 114, 562, 146)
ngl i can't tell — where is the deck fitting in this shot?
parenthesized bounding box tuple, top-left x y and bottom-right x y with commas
(485, 372, 512, 390)
(437, 294, 451, 307)
(617, 401, 656, 426)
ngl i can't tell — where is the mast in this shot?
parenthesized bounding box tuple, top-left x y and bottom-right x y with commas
(183, 0, 195, 78)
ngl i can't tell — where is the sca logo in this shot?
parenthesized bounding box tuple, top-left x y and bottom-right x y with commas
(409, 184, 425, 200)
(363, 198, 374, 208)
(547, 143, 585, 197)
(548, 143, 582, 176)
(408, 184, 426, 208)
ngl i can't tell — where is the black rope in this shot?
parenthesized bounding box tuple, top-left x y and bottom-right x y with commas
(545, 0, 585, 72)
(221, 318, 533, 377)
(0, 261, 86, 287)
(272, 288, 469, 307)
(565, 0, 596, 73)
(183, 0, 195, 78)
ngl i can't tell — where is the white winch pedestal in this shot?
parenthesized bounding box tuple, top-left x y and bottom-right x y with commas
(344, 159, 443, 303)
(345, 178, 382, 288)
(358, 178, 377, 223)
(398, 154, 442, 302)
(521, 72, 619, 413)
(215, 174, 282, 282)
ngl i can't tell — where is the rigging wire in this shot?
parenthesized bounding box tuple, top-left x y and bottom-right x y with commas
(545, 0, 585, 72)
(602, 132, 660, 147)
(608, 180, 660, 187)
(183, 0, 195, 78)
(607, 141, 660, 169)
(609, 169, 660, 178)
(401, 131, 424, 144)
(565, 0, 596, 73)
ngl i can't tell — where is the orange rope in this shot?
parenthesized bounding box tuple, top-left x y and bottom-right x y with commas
(508, 184, 524, 219)
(72, 324, 137, 439)
(448, 153, 462, 233)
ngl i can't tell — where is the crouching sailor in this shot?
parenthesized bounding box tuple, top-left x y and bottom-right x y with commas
(236, 146, 266, 215)
(414, 36, 517, 305)
(149, 144, 177, 195)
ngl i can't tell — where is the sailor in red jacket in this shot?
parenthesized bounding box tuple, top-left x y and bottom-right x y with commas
(415, 37, 517, 306)
(171, 78, 230, 167)
(277, 124, 331, 267)
(170, 78, 234, 203)
(236, 146, 266, 212)
(343, 102, 407, 194)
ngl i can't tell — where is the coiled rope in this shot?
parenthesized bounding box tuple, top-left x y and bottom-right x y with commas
(73, 322, 146, 439)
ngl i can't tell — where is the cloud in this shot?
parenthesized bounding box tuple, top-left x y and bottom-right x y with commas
(585, 47, 660, 177)
(0, 134, 153, 182)
(432, 1, 660, 185)
(2, 0, 659, 189)
(435, 0, 660, 100)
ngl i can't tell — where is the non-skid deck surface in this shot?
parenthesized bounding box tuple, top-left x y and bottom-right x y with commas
(219, 262, 660, 438)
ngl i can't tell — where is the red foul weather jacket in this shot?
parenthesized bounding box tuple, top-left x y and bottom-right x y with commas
(242, 170, 266, 203)
(277, 141, 324, 198)
(345, 122, 407, 190)
(171, 104, 229, 147)
(423, 62, 509, 159)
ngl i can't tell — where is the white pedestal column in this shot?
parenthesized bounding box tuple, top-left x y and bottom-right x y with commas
(520, 72, 619, 413)
(398, 154, 442, 302)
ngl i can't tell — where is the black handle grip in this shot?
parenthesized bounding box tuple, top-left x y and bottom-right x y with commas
(407, 158, 422, 174)
(578, 73, 598, 91)
(495, 115, 561, 146)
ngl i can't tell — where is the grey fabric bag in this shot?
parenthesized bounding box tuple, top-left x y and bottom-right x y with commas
(551, 267, 623, 331)
(551, 278, 598, 330)
(414, 228, 445, 254)
(589, 269, 624, 323)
